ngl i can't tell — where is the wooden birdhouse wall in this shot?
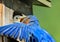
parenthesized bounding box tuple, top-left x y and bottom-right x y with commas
(0, 1, 14, 26)
(3, 6, 14, 25)
(0, 1, 14, 42)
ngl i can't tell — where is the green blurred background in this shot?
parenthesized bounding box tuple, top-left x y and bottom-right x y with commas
(33, 0, 60, 42)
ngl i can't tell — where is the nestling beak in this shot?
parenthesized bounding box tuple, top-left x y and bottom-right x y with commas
(17, 14, 27, 22)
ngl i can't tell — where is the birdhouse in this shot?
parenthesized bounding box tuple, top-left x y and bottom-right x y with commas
(0, 0, 51, 25)
(0, 0, 51, 42)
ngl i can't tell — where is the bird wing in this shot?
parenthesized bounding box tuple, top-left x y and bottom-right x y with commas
(0, 23, 21, 39)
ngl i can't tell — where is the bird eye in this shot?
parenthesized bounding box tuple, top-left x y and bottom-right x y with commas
(16, 17, 18, 19)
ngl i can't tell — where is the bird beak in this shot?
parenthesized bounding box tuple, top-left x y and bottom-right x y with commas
(22, 14, 27, 18)
(17, 14, 27, 22)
